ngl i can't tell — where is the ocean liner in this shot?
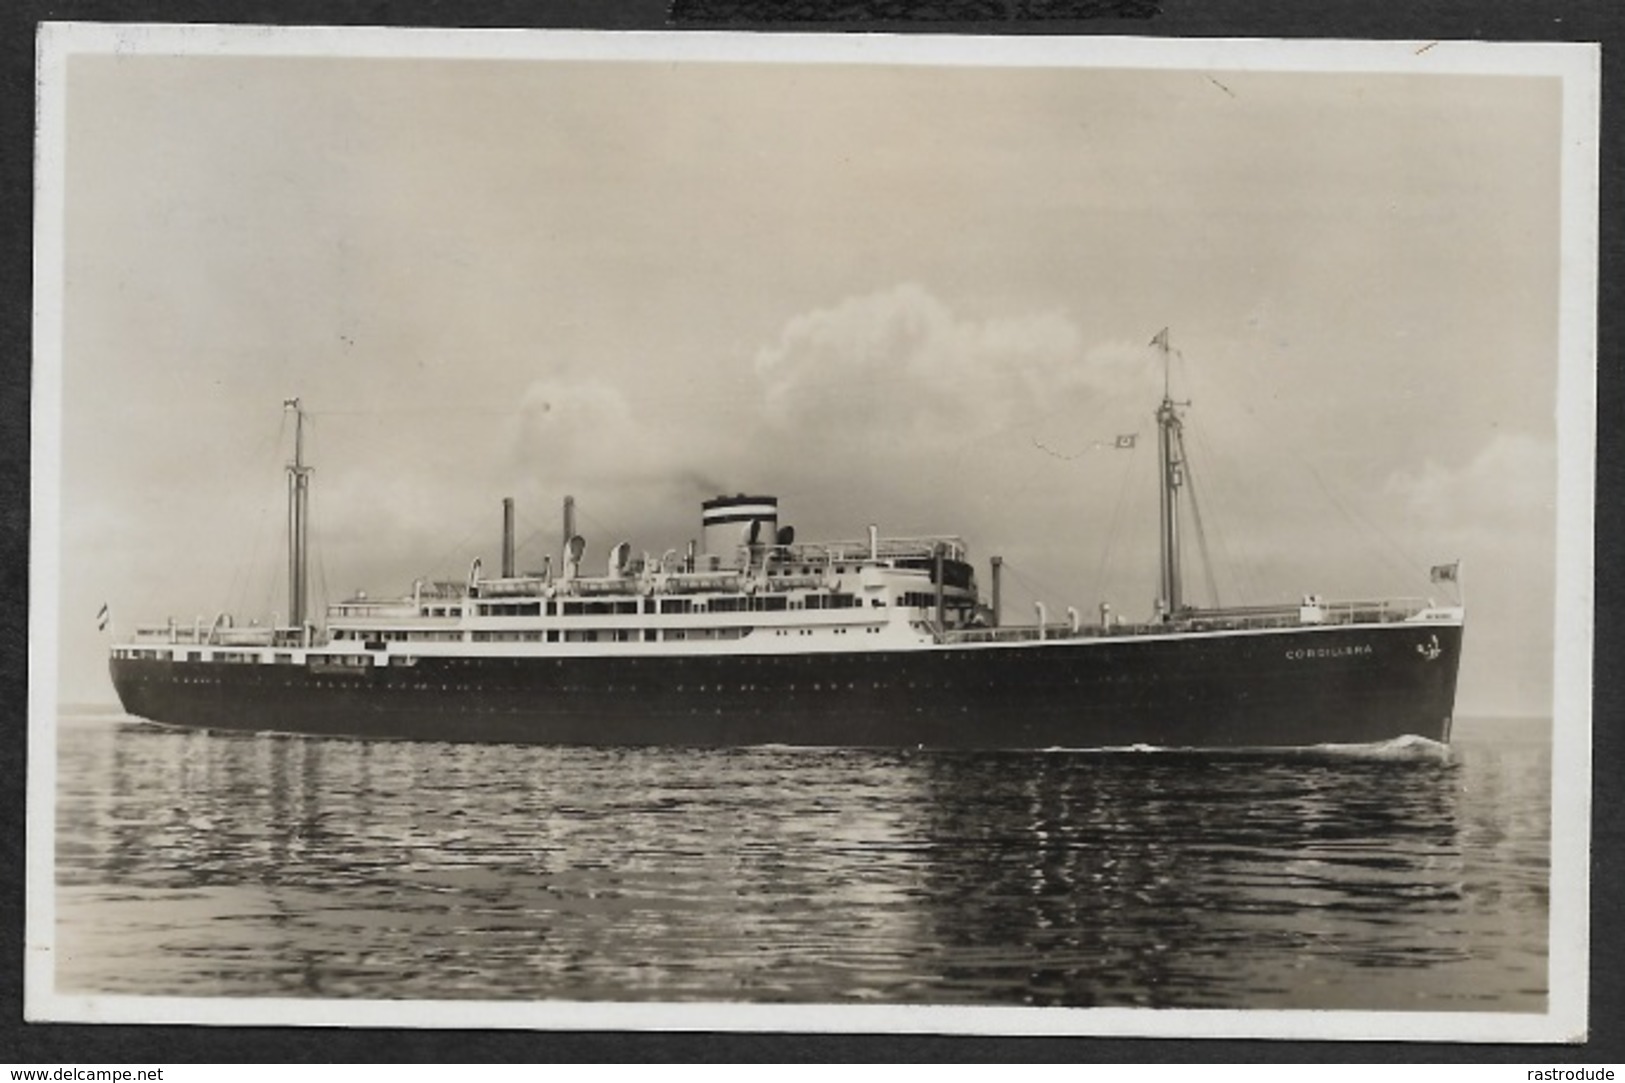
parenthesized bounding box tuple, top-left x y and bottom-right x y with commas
(108, 338, 1465, 748)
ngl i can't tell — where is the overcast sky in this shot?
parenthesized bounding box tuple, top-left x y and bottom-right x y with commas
(42, 33, 1586, 718)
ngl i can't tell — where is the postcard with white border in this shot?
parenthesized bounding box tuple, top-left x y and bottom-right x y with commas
(29, 23, 1598, 1041)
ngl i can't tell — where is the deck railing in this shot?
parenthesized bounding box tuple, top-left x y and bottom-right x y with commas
(775, 536, 967, 565)
(939, 597, 1434, 645)
(131, 624, 309, 647)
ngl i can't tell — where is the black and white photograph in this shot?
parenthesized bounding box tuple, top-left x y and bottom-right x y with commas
(27, 24, 1597, 1040)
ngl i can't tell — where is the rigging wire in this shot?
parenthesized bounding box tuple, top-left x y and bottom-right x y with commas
(513, 522, 555, 573)
(1091, 441, 1143, 608)
(1000, 559, 1078, 618)
(1305, 465, 1433, 589)
(221, 411, 290, 620)
(1172, 345, 1437, 598)
(418, 518, 491, 586)
(574, 503, 635, 560)
(1180, 413, 1262, 609)
(310, 484, 332, 616)
(308, 406, 522, 417)
(1179, 438, 1224, 610)
(1185, 420, 1263, 605)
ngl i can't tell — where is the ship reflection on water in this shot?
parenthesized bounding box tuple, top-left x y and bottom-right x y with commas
(54, 714, 1549, 1011)
(916, 748, 1519, 1009)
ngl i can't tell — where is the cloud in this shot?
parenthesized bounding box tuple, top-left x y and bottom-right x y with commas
(1382, 431, 1559, 716)
(750, 283, 1149, 457)
(433, 287, 1171, 597)
(1385, 431, 1557, 532)
(718, 287, 1190, 619)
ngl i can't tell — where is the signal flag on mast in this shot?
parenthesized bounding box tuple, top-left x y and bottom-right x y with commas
(1115, 434, 1137, 449)
(1430, 562, 1460, 584)
(96, 603, 110, 632)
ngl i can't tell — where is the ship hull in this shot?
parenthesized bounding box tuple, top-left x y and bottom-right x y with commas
(109, 621, 1461, 749)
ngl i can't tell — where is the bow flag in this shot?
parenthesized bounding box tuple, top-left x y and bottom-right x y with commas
(96, 603, 110, 632)
(1149, 328, 1170, 350)
(1430, 562, 1460, 584)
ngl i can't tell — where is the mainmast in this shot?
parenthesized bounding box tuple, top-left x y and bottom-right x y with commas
(285, 398, 311, 632)
(1152, 330, 1186, 619)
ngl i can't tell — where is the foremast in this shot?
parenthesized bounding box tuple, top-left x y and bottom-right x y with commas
(285, 397, 312, 641)
(1152, 329, 1188, 621)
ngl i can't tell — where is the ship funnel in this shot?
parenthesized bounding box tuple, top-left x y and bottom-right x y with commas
(501, 497, 515, 578)
(776, 525, 795, 546)
(701, 494, 777, 569)
(990, 556, 1003, 628)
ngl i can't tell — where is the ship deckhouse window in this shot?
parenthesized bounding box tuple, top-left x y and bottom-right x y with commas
(477, 601, 542, 617)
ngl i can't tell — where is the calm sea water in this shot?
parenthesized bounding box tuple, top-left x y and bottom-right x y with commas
(52, 712, 1550, 1011)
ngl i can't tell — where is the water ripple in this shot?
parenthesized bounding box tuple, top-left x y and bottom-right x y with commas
(54, 714, 1549, 1009)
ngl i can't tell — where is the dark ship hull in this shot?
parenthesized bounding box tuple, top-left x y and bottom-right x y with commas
(111, 620, 1461, 749)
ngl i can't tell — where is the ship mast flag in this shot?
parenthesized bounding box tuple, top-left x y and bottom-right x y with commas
(1430, 560, 1464, 606)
